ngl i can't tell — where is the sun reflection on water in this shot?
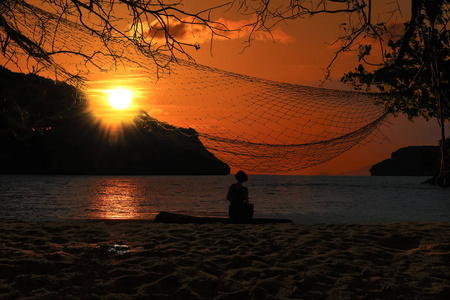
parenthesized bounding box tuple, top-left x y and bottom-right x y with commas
(89, 178, 153, 219)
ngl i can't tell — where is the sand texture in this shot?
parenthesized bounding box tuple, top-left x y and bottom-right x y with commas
(0, 220, 449, 299)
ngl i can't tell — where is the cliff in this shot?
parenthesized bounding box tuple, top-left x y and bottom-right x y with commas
(0, 67, 230, 175)
(370, 146, 441, 176)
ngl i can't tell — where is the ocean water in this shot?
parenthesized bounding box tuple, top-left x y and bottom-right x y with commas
(0, 175, 449, 224)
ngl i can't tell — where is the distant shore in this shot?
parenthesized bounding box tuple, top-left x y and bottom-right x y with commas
(1, 220, 449, 299)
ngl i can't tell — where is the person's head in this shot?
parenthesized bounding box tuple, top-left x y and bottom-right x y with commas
(235, 170, 248, 183)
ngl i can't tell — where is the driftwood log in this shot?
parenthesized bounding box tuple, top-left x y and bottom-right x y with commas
(153, 211, 293, 224)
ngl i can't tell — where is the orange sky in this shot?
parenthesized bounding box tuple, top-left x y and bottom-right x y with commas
(2, 0, 446, 175)
(179, 0, 445, 175)
(114, 0, 443, 175)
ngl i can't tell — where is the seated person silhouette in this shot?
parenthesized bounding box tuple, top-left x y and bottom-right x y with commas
(227, 170, 254, 222)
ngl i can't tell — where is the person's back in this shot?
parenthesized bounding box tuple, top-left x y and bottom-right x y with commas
(227, 183, 248, 205)
(227, 171, 253, 222)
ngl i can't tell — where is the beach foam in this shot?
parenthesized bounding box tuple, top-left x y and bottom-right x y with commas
(0, 220, 449, 299)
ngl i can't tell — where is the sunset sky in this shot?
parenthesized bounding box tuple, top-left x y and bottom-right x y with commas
(93, 0, 444, 175)
(173, 0, 444, 175)
(2, 0, 446, 175)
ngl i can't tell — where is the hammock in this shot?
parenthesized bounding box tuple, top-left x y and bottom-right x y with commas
(1, 0, 388, 172)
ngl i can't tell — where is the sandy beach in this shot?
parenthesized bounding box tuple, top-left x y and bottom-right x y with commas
(0, 220, 449, 299)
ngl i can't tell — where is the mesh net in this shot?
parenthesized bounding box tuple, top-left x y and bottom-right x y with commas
(2, 1, 388, 173)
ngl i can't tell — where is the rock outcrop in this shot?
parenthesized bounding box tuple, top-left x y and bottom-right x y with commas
(370, 146, 441, 176)
(0, 66, 230, 175)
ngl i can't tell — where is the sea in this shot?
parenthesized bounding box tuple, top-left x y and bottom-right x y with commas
(0, 175, 449, 224)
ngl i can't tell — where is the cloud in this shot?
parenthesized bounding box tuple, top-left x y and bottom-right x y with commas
(215, 17, 294, 43)
(149, 108, 163, 115)
(131, 17, 294, 48)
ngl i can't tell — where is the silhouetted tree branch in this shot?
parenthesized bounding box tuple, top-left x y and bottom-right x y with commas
(1, 0, 383, 81)
(0, 0, 234, 80)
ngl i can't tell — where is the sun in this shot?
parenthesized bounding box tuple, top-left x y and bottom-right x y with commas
(108, 88, 132, 110)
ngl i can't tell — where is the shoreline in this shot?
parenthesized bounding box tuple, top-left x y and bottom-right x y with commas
(1, 220, 449, 299)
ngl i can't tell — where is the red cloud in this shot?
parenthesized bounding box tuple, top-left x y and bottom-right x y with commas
(130, 17, 294, 47)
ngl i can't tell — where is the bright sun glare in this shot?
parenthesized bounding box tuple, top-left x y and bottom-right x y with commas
(108, 89, 132, 110)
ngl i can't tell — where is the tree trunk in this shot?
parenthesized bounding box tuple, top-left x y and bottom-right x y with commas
(437, 92, 448, 187)
(429, 4, 448, 187)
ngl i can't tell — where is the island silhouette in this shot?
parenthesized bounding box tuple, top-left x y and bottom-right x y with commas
(0, 66, 230, 175)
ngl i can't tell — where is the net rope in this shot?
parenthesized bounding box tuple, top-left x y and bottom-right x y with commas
(2, 1, 389, 173)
